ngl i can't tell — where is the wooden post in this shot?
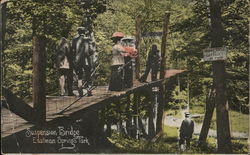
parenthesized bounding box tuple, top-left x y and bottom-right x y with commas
(126, 96, 132, 137)
(106, 120, 112, 137)
(156, 11, 170, 133)
(148, 88, 155, 139)
(160, 11, 170, 79)
(91, 110, 102, 146)
(135, 15, 142, 79)
(132, 93, 140, 139)
(2, 88, 35, 123)
(138, 117, 147, 138)
(117, 101, 124, 134)
(208, 0, 232, 153)
(33, 36, 46, 124)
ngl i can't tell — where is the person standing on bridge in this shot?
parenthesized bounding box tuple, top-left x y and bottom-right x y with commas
(71, 27, 93, 96)
(55, 37, 74, 96)
(179, 112, 194, 148)
(108, 32, 127, 91)
(139, 44, 161, 82)
(121, 37, 137, 89)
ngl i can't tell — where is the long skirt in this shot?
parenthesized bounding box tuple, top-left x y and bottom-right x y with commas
(124, 57, 133, 88)
(108, 65, 124, 91)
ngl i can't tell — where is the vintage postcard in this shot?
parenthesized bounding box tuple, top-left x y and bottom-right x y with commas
(1, 0, 249, 154)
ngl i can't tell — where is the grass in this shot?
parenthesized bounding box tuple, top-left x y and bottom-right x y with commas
(229, 110, 249, 133)
(231, 139, 249, 154)
(189, 105, 249, 133)
(163, 125, 178, 137)
(162, 124, 217, 154)
(161, 124, 248, 154)
(165, 109, 182, 118)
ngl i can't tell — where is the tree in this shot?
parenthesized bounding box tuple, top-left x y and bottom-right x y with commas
(209, 0, 232, 152)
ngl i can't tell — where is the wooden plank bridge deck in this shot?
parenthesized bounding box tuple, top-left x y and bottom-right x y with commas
(1, 69, 185, 138)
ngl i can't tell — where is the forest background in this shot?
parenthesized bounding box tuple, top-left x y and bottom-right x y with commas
(3, 0, 248, 113)
(1, 0, 249, 153)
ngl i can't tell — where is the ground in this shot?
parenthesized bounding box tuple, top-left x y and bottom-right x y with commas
(107, 105, 249, 154)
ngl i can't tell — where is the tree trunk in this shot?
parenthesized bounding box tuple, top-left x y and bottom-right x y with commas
(198, 88, 215, 144)
(0, 2, 7, 82)
(32, 36, 46, 124)
(214, 62, 232, 153)
(0, 1, 7, 51)
(157, 11, 170, 133)
(208, 0, 232, 153)
(159, 11, 170, 78)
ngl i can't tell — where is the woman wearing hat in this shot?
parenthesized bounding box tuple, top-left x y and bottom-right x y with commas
(108, 32, 127, 91)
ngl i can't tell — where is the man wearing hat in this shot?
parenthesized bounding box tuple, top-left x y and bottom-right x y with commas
(71, 26, 92, 96)
(179, 112, 194, 148)
(139, 44, 161, 82)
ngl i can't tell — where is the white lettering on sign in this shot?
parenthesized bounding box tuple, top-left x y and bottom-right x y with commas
(203, 47, 227, 61)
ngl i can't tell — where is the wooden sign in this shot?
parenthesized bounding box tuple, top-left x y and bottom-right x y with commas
(142, 31, 163, 37)
(203, 47, 227, 61)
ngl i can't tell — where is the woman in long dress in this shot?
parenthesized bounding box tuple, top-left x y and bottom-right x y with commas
(108, 32, 127, 91)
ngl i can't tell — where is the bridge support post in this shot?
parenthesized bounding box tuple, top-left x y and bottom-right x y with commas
(148, 88, 155, 139)
(78, 110, 106, 147)
(2, 88, 35, 123)
(117, 101, 126, 135)
(125, 96, 132, 137)
(132, 93, 140, 139)
(92, 110, 105, 146)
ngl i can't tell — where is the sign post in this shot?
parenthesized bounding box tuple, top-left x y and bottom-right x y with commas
(208, 0, 232, 153)
(157, 11, 170, 133)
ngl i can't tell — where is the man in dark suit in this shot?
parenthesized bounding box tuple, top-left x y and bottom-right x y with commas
(179, 112, 194, 148)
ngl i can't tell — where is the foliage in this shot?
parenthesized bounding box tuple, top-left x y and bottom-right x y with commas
(168, 85, 189, 109)
(172, 0, 249, 113)
(109, 131, 179, 153)
(5, 0, 248, 112)
(3, 0, 108, 98)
